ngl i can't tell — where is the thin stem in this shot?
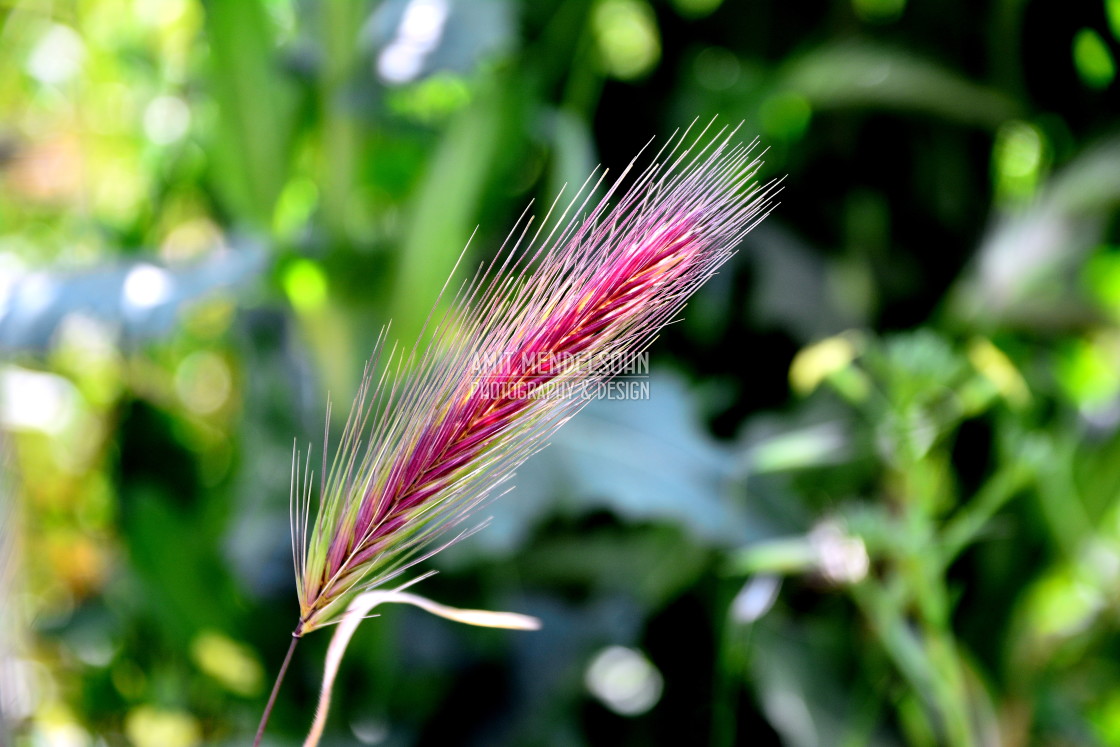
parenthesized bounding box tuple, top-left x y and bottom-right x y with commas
(253, 632, 301, 747)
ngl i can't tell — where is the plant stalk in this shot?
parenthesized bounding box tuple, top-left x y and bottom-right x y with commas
(253, 631, 301, 747)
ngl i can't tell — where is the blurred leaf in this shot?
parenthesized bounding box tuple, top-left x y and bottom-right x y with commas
(967, 337, 1031, 408)
(124, 705, 201, 747)
(389, 75, 523, 346)
(386, 73, 474, 124)
(868, 331, 968, 411)
(204, 0, 299, 226)
(1048, 135, 1120, 215)
(852, 0, 906, 24)
(550, 374, 745, 540)
(224, 309, 314, 598)
(739, 421, 851, 474)
(749, 613, 895, 747)
(1073, 28, 1116, 89)
(743, 224, 863, 342)
(759, 91, 813, 141)
(992, 120, 1048, 203)
(789, 333, 865, 396)
(779, 42, 1020, 128)
(952, 135, 1120, 325)
(313, 0, 367, 242)
(514, 526, 709, 608)
(592, 0, 661, 80)
(189, 629, 264, 696)
(669, 0, 724, 19)
(121, 483, 233, 639)
(282, 257, 329, 313)
(1054, 336, 1120, 408)
(545, 108, 598, 211)
(448, 374, 754, 560)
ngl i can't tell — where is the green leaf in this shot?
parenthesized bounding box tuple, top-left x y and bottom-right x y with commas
(779, 42, 1020, 129)
(389, 76, 520, 346)
(203, 0, 299, 227)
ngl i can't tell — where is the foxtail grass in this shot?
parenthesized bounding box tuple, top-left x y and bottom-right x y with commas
(254, 121, 781, 746)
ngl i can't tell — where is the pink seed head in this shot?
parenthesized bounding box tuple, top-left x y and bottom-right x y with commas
(290, 123, 781, 634)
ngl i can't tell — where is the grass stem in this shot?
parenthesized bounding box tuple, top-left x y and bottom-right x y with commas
(253, 632, 301, 747)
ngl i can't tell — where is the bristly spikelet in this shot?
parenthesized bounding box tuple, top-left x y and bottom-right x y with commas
(292, 122, 782, 635)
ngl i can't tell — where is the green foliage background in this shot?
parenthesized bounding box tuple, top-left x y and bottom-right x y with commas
(2, 0, 1120, 744)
